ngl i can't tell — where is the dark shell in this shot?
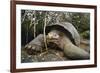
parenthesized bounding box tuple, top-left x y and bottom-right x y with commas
(46, 22, 80, 46)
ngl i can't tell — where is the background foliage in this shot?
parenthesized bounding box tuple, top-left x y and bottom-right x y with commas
(21, 10, 90, 46)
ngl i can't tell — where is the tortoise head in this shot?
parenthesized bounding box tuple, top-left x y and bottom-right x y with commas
(47, 30, 60, 40)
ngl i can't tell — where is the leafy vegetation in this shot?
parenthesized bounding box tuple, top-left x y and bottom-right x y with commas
(21, 10, 90, 46)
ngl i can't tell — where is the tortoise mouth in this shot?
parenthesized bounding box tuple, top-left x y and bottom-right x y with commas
(47, 39, 59, 42)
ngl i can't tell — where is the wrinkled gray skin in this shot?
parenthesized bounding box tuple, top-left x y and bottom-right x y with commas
(47, 30, 90, 60)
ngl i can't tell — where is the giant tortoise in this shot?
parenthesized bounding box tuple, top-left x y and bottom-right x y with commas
(25, 22, 90, 60)
(46, 22, 90, 60)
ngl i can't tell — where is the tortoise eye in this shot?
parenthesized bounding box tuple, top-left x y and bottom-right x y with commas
(54, 33, 59, 38)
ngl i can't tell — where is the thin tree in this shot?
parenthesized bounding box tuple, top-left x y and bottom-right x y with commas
(43, 12, 48, 52)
